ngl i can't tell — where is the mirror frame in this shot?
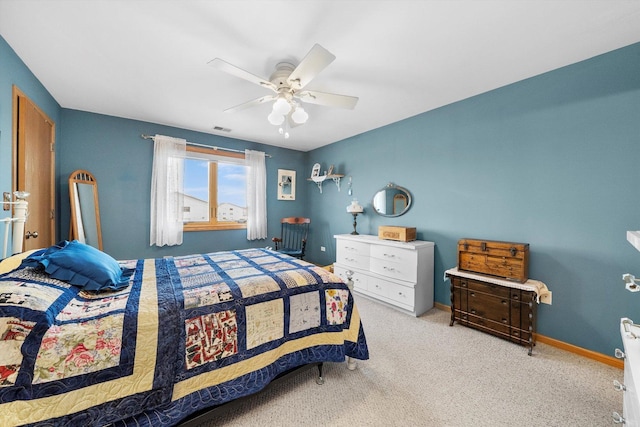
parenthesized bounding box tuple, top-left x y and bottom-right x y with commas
(372, 182, 412, 217)
(69, 169, 103, 250)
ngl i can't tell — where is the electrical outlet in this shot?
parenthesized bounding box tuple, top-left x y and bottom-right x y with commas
(3, 192, 10, 211)
(320, 246, 326, 252)
(540, 291, 552, 305)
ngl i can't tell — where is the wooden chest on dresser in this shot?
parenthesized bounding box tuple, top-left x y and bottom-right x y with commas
(458, 238, 529, 283)
(333, 234, 435, 316)
(447, 269, 537, 355)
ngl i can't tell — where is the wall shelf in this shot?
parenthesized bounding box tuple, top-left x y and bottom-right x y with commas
(308, 174, 344, 193)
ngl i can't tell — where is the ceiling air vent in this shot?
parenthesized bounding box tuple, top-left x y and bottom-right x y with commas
(213, 126, 231, 132)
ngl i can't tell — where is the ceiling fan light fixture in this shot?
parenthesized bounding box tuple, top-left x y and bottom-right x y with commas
(273, 97, 292, 115)
(268, 111, 285, 125)
(291, 106, 309, 124)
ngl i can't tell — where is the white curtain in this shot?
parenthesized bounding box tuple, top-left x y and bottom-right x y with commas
(150, 135, 186, 246)
(245, 149, 267, 240)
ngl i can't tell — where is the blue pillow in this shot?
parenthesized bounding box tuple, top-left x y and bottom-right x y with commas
(22, 240, 133, 291)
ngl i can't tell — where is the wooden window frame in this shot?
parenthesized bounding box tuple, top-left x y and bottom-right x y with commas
(183, 146, 247, 232)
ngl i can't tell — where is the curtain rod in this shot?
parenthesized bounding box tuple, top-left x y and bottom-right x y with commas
(140, 134, 272, 158)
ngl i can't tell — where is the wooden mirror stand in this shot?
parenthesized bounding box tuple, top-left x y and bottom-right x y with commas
(68, 169, 103, 250)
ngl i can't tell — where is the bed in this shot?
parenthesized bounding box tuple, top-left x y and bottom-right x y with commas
(0, 241, 369, 426)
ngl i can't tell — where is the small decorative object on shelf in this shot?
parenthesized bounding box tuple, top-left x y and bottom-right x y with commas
(346, 200, 364, 235)
(308, 163, 344, 193)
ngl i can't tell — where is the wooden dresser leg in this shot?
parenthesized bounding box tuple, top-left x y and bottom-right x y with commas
(449, 280, 455, 326)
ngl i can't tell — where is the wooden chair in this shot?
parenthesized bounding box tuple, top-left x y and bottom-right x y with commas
(272, 217, 310, 260)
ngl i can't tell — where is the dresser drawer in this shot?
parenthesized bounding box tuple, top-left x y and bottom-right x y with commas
(370, 245, 416, 266)
(468, 315, 510, 335)
(385, 280, 415, 307)
(370, 258, 415, 282)
(467, 279, 511, 298)
(467, 291, 510, 324)
(337, 240, 370, 257)
(334, 265, 369, 293)
(336, 252, 370, 270)
(370, 245, 416, 282)
(369, 276, 415, 307)
(336, 240, 370, 270)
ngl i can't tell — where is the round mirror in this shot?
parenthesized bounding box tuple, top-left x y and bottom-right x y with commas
(372, 183, 412, 217)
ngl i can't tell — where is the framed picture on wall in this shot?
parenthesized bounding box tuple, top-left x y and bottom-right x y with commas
(277, 169, 296, 200)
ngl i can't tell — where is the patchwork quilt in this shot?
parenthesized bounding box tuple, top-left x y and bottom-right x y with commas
(0, 248, 368, 426)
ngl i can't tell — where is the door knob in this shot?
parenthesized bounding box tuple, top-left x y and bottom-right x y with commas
(26, 231, 39, 239)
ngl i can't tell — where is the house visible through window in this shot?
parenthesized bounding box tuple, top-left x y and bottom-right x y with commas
(183, 146, 248, 231)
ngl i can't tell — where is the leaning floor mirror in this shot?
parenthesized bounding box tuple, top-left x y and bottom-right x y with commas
(69, 169, 103, 250)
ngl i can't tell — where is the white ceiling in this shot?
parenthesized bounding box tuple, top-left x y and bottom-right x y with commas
(2, 1, 640, 152)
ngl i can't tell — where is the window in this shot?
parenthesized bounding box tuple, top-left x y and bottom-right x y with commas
(183, 146, 247, 231)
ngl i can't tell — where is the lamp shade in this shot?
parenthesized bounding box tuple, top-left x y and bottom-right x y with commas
(273, 97, 292, 115)
(268, 111, 285, 125)
(291, 106, 309, 124)
(346, 200, 364, 213)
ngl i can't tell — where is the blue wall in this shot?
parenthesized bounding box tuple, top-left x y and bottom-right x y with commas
(305, 42, 640, 355)
(0, 36, 61, 243)
(58, 109, 308, 260)
(3, 31, 640, 356)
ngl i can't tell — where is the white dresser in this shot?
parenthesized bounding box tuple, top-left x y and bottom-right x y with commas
(333, 234, 435, 316)
(615, 318, 640, 426)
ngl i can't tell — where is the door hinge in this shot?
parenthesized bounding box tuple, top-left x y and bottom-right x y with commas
(50, 209, 55, 220)
(50, 142, 55, 152)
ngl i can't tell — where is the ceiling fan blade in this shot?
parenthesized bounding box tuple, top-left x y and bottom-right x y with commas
(209, 58, 277, 92)
(297, 90, 359, 110)
(223, 94, 277, 113)
(287, 44, 336, 90)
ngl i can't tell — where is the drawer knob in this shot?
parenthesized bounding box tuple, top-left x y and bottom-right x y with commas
(383, 266, 396, 272)
(615, 348, 626, 359)
(383, 253, 396, 258)
(612, 411, 625, 424)
(613, 380, 626, 391)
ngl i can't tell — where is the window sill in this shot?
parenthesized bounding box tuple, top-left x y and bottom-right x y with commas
(184, 223, 247, 232)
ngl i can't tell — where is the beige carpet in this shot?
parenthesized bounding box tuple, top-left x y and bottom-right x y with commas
(200, 294, 622, 426)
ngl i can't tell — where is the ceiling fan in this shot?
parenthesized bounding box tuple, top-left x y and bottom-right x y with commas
(209, 44, 358, 128)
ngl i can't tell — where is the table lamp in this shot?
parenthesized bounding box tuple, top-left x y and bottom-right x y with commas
(346, 200, 364, 235)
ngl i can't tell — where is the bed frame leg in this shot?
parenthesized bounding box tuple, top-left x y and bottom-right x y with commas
(316, 363, 324, 385)
(346, 356, 357, 371)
